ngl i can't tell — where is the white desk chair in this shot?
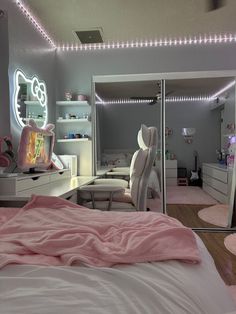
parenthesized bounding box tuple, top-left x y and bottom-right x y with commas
(79, 145, 157, 211)
(95, 124, 158, 190)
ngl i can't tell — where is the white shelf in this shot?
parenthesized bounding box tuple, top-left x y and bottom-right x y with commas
(223, 133, 236, 137)
(24, 101, 40, 105)
(57, 138, 90, 143)
(23, 118, 44, 122)
(56, 101, 89, 106)
(56, 118, 89, 123)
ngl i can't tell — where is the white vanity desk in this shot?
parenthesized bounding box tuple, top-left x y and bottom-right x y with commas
(0, 169, 98, 206)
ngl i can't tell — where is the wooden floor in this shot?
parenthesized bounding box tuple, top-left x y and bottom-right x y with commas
(166, 204, 236, 285)
(167, 204, 221, 228)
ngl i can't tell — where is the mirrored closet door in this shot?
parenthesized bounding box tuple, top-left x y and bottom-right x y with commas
(92, 73, 236, 230)
(165, 77, 236, 229)
(93, 78, 162, 211)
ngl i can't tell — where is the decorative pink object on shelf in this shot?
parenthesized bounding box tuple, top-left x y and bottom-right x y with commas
(77, 94, 87, 101)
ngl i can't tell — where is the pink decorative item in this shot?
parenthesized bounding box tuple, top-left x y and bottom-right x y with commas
(77, 94, 87, 101)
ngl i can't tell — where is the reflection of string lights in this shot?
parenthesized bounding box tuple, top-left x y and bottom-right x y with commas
(95, 96, 212, 105)
(210, 80, 236, 99)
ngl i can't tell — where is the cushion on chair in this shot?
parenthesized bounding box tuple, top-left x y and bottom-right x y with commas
(85, 200, 135, 211)
(94, 178, 129, 188)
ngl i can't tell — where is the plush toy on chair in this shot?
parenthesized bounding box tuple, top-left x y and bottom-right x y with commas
(0, 136, 15, 173)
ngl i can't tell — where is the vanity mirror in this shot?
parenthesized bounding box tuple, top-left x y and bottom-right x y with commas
(13, 69, 48, 128)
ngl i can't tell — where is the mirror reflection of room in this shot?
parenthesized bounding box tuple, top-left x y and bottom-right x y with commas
(165, 77, 236, 229)
(94, 80, 161, 209)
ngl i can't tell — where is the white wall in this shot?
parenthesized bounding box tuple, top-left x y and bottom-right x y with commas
(0, 0, 56, 151)
(0, 9, 10, 137)
(56, 44, 236, 100)
(56, 44, 236, 172)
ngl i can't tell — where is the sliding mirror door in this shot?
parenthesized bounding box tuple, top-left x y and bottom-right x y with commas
(94, 79, 163, 212)
(165, 77, 236, 229)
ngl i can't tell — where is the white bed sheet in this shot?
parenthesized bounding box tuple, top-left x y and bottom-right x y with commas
(0, 235, 235, 314)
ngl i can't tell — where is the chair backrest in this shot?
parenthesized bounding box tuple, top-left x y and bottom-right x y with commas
(137, 124, 157, 149)
(129, 145, 157, 211)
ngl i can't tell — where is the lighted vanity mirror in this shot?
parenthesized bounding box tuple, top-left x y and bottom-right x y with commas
(14, 69, 48, 128)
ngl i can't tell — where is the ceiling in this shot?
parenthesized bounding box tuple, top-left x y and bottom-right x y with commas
(95, 77, 234, 100)
(21, 1, 236, 99)
(24, 0, 236, 45)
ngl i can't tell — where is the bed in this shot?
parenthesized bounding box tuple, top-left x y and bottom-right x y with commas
(0, 195, 235, 314)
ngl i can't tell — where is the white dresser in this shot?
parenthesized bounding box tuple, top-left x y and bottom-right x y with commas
(0, 169, 71, 195)
(156, 159, 177, 186)
(202, 163, 232, 203)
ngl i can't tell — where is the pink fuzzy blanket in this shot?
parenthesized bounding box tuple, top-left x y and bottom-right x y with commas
(0, 195, 201, 268)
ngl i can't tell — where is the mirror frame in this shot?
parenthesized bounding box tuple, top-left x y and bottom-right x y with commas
(13, 68, 48, 128)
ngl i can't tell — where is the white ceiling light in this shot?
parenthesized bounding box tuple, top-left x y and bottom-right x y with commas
(15, 0, 56, 48)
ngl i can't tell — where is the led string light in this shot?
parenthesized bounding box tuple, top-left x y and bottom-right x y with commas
(95, 81, 236, 105)
(210, 80, 236, 98)
(15, 0, 56, 48)
(14, 1, 236, 52)
(57, 34, 236, 51)
(95, 96, 213, 105)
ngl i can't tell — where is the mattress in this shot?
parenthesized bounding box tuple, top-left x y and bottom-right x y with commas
(0, 235, 235, 314)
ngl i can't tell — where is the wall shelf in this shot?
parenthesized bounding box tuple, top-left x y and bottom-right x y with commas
(56, 118, 89, 123)
(55, 99, 92, 175)
(23, 118, 44, 122)
(57, 138, 90, 143)
(24, 101, 40, 106)
(56, 101, 89, 106)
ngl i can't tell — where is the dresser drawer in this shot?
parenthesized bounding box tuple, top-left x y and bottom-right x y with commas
(202, 183, 228, 203)
(16, 175, 50, 193)
(50, 170, 71, 182)
(202, 174, 228, 195)
(202, 165, 228, 183)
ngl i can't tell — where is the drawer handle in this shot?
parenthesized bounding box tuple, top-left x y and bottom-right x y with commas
(58, 172, 64, 175)
(31, 176, 40, 181)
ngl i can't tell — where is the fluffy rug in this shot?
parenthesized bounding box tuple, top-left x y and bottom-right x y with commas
(166, 186, 218, 205)
(147, 186, 218, 212)
(197, 204, 229, 228)
(224, 234, 236, 256)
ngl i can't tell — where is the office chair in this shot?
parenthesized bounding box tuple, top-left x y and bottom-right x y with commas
(79, 124, 158, 211)
(79, 145, 157, 211)
(94, 124, 158, 189)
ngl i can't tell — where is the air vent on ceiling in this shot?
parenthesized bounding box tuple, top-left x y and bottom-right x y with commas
(75, 29, 103, 44)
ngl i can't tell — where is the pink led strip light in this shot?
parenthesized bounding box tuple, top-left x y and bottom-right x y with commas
(15, 1, 236, 51)
(15, 0, 56, 48)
